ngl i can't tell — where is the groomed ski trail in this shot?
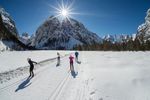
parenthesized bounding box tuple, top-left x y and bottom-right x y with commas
(0, 53, 91, 100)
(52, 53, 94, 100)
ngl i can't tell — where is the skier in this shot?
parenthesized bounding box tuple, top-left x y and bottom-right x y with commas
(27, 58, 37, 77)
(69, 55, 74, 71)
(56, 52, 60, 66)
(75, 51, 79, 62)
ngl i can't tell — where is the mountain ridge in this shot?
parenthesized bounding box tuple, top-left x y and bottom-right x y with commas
(30, 16, 102, 50)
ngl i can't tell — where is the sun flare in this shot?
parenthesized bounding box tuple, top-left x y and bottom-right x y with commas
(61, 9, 68, 17)
(49, 0, 80, 22)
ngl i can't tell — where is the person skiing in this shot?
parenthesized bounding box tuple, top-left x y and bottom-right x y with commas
(75, 51, 79, 62)
(56, 52, 60, 66)
(27, 58, 37, 77)
(69, 55, 74, 71)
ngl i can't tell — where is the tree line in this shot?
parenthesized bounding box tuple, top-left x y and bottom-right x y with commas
(73, 36, 150, 51)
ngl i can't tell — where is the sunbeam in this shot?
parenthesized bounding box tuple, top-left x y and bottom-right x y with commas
(49, 0, 81, 24)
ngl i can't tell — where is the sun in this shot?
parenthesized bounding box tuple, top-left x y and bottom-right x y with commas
(61, 9, 68, 17)
(49, 0, 79, 21)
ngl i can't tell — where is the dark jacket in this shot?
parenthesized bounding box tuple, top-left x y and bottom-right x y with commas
(28, 59, 37, 67)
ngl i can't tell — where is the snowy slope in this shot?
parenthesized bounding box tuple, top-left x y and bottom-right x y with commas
(0, 7, 18, 37)
(0, 7, 27, 51)
(31, 16, 102, 49)
(0, 51, 150, 100)
(0, 40, 7, 51)
(137, 8, 150, 40)
(0, 40, 17, 51)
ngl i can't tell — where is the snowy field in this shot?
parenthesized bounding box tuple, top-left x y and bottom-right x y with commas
(82, 51, 150, 100)
(0, 50, 72, 73)
(0, 51, 150, 100)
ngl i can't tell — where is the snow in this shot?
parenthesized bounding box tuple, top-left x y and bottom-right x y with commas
(0, 40, 8, 51)
(132, 33, 136, 41)
(1, 14, 14, 27)
(19, 36, 30, 45)
(66, 36, 82, 49)
(82, 51, 150, 100)
(32, 16, 102, 49)
(0, 50, 72, 73)
(0, 7, 18, 36)
(137, 8, 150, 40)
(0, 51, 150, 100)
(0, 40, 14, 52)
(103, 34, 134, 43)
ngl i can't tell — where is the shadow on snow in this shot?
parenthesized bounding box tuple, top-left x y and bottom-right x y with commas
(71, 70, 78, 78)
(15, 77, 32, 92)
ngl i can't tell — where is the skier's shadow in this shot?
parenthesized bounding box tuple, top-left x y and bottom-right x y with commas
(71, 71, 78, 78)
(77, 61, 81, 64)
(56, 63, 60, 67)
(15, 77, 32, 92)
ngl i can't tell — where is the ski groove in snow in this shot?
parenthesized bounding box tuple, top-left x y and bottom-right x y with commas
(0, 61, 55, 92)
(1, 51, 149, 100)
(0, 55, 69, 92)
(0, 77, 27, 92)
(47, 73, 71, 100)
(0, 52, 74, 100)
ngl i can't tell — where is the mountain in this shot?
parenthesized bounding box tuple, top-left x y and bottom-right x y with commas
(103, 34, 115, 43)
(31, 16, 102, 50)
(103, 34, 134, 43)
(0, 7, 18, 37)
(19, 32, 31, 45)
(137, 8, 150, 41)
(0, 7, 32, 51)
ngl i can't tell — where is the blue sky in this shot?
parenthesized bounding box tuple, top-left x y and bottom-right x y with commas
(0, 0, 150, 37)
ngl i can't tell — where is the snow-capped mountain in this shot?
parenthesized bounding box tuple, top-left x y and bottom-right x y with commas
(103, 34, 133, 43)
(0, 7, 18, 37)
(19, 32, 31, 45)
(137, 8, 150, 41)
(31, 16, 102, 49)
(103, 34, 115, 43)
(0, 7, 30, 51)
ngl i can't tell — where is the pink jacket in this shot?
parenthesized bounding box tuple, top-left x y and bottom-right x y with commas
(69, 56, 74, 63)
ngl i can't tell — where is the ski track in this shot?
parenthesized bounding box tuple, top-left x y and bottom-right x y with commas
(1, 52, 150, 100)
(0, 56, 64, 94)
(50, 52, 92, 100)
(0, 54, 70, 84)
(0, 55, 68, 91)
(0, 53, 88, 100)
(0, 52, 92, 100)
(47, 55, 86, 100)
(47, 73, 71, 100)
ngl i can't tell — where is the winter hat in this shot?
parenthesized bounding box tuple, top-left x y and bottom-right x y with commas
(27, 58, 31, 61)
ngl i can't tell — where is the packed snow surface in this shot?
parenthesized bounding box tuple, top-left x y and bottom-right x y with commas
(0, 50, 71, 72)
(0, 51, 150, 100)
